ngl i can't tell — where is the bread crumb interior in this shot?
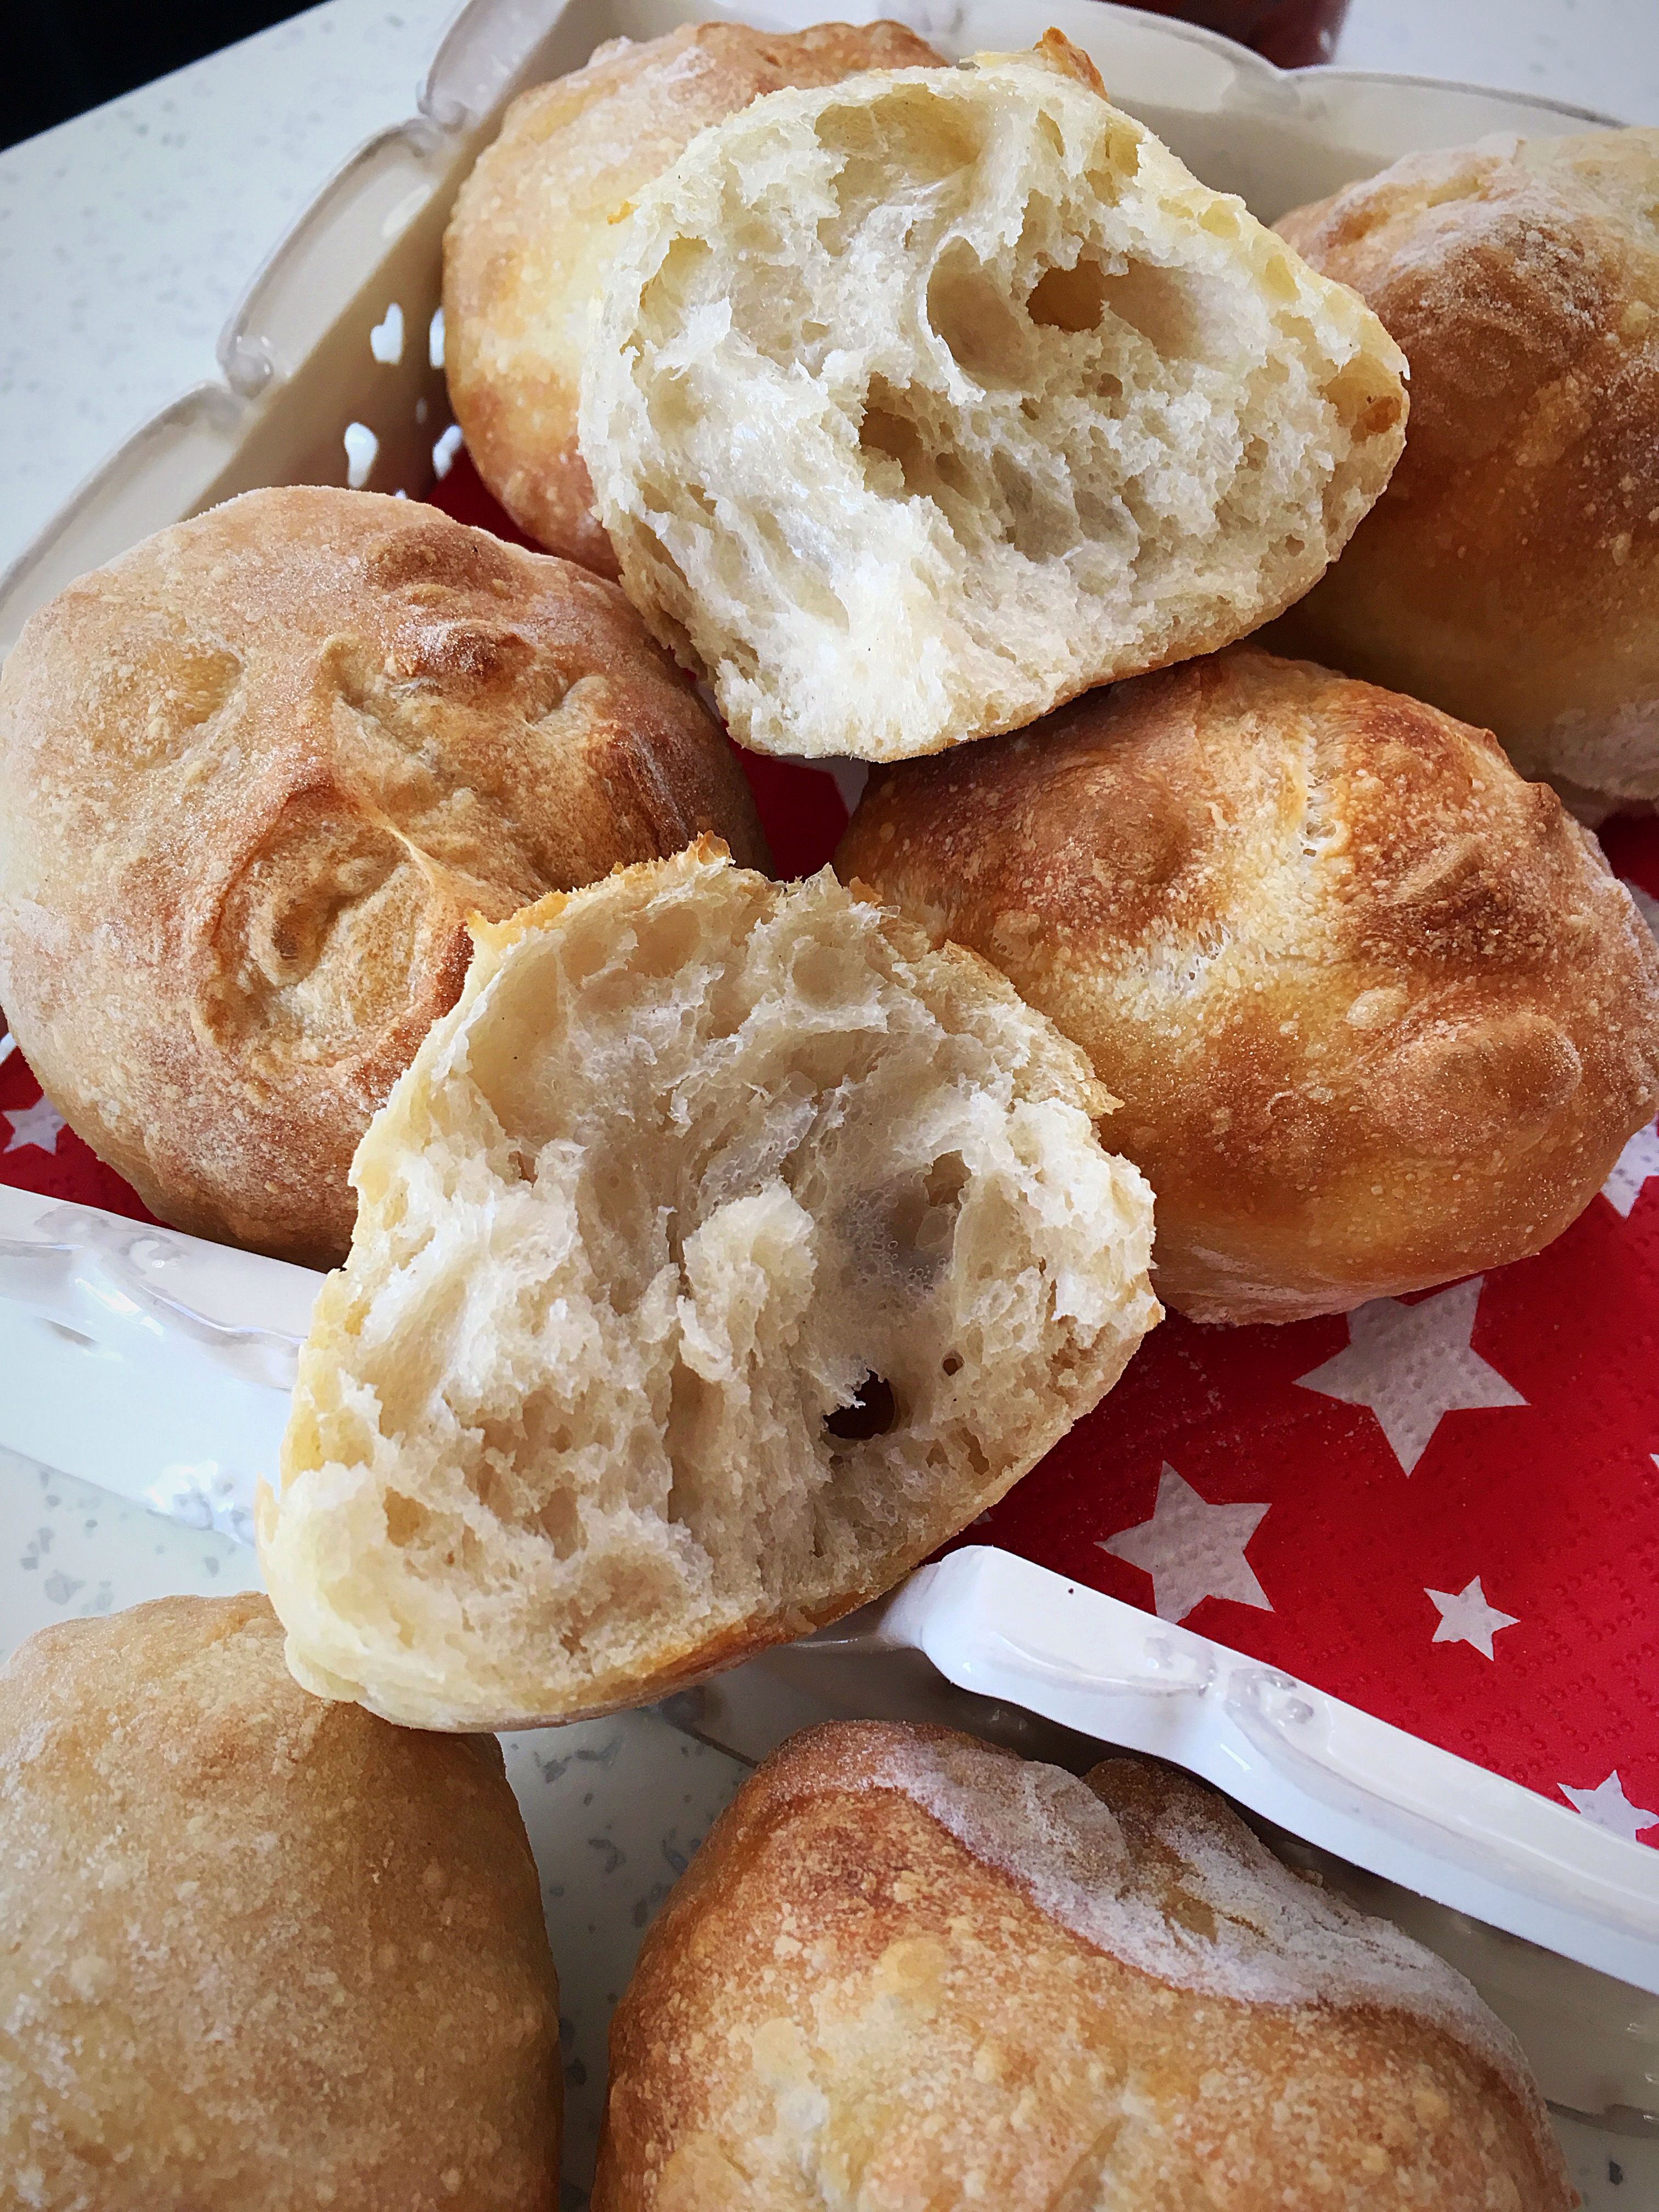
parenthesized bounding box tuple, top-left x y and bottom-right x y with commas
(586, 59, 1404, 758)
(267, 851, 1158, 1724)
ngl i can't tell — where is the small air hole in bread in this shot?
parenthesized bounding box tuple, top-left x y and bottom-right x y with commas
(825, 1373, 898, 1441)
(1025, 256, 1109, 332)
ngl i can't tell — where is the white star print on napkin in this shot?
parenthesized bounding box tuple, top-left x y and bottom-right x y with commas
(1560, 1770, 1659, 1843)
(1425, 1576, 1519, 1661)
(1099, 1464, 1272, 1624)
(1603, 1119, 1659, 1219)
(1294, 1277, 1525, 1475)
(2, 1098, 65, 1155)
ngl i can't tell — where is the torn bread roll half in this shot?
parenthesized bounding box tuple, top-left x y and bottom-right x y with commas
(579, 34, 1407, 761)
(443, 19, 944, 575)
(838, 647, 1659, 1323)
(257, 842, 1159, 1729)
(594, 1724, 1572, 2210)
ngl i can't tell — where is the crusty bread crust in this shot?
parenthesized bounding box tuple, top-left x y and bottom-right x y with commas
(0, 1594, 561, 2209)
(443, 19, 943, 573)
(258, 842, 1158, 1729)
(837, 646, 1659, 1322)
(1268, 127, 1659, 819)
(0, 487, 766, 1267)
(580, 39, 1407, 761)
(594, 1722, 1571, 2210)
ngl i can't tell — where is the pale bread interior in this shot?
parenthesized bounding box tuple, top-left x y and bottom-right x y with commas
(579, 43, 1407, 761)
(258, 844, 1158, 1728)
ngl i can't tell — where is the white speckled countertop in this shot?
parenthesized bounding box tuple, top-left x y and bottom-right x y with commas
(3, 1, 1658, 2202)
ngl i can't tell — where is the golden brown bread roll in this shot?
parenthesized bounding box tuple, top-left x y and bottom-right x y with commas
(836, 646, 1659, 1323)
(594, 1722, 1572, 2210)
(1267, 127, 1659, 821)
(442, 19, 943, 574)
(258, 841, 1158, 1730)
(0, 486, 765, 1268)
(0, 1593, 561, 2209)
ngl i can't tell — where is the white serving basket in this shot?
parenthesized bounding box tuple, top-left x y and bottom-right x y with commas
(2, 0, 1654, 2161)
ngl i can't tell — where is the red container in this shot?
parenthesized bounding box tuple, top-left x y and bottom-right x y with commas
(1118, 0, 1351, 69)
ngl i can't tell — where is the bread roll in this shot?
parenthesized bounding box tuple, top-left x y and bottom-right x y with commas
(837, 647, 1659, 1323)
(443, 19, 943, 574)
(579, 35, 1407, 763)
(1268, 127, 1659, 821)
(594, 1722, 1571, 2210)
(0, 1594, 560, 2209)
(0, 487, 765, 1268)
(257, 839, 1159, 1729)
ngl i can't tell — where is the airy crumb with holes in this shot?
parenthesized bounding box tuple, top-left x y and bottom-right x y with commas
(579, 35, 1408, 761)
(257, 840, 1159, 1729)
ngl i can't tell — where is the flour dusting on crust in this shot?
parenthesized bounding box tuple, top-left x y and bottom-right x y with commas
(854, 1728, 1530, 2092)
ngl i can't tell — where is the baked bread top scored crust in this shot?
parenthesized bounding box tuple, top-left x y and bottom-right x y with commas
(593, 1722, 1573, 2210)
(836, 646, 1659, 1322)
(0, 1594, 561, 2210)
(1268, 126, 1659, 818)
(580, 36, 1408, 761)
(0, 486, 766, 1268)
(258, 842, 1159, 1729)
(442, 18, 944, 574)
